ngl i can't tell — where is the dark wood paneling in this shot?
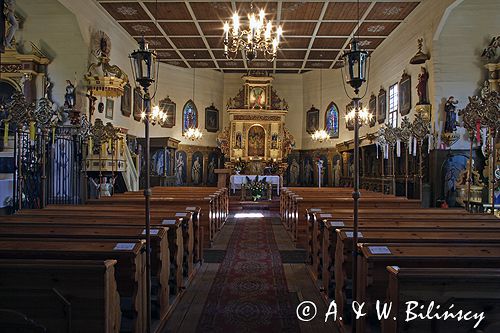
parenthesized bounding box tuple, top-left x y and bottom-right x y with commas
(324, 2, 371, 20)
(171, 37, 207, 49)
(160, 22, 199, 36)
(317, 22, 357, 36)
(120, 22, 161, 36)
(281, 2, 324, 20)
(100, 2, 150, 20)
(144, 2, 191, 20)
(366, 2, 420, 20)
(312, 38, 346, 49)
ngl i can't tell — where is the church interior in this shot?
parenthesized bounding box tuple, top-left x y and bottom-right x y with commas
(0, 0, 500, 332)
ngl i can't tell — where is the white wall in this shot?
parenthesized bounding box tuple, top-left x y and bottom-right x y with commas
(433, 0, 500, 149)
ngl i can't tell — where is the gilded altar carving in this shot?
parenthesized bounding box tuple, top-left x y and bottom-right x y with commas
(233, 114, 281, 121)
(219, 73, 291, 172)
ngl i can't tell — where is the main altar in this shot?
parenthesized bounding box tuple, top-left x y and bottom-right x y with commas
(217, 72, 294, 180)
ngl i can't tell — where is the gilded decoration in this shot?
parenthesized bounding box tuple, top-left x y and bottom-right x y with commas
(219, 73, 292, 173)
(85, 31, 128, 98)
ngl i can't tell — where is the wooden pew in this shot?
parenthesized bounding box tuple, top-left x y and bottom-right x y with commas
(0, 223, 171, 322)
(0, 239, 146, 333)
(355, 243, 500, 333)
(0, 259, 121, 333)
(382, 267, 500, 333)
(308, 208, 497, 286)
(1, 214, 187, 301)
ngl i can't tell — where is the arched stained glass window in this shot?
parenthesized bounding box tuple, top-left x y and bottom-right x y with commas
(182, 100, 198, 133)
(325, 102, 339, 138)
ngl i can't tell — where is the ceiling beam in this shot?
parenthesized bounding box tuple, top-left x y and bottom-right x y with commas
(137, 0, 190, 68)
(299, 1, 330, 74)
(329, 1, 377, 70)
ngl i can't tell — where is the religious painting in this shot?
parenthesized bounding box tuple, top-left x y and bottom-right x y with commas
(207, 152, 219, 186)
(133, 87, 143, 121)
(399, 72, 411, 116)
(319, 155, 329, 186)
(325, 102, 340, 138)
(247, 125, 265, 157)
(302, 155, 314, 186)
(182, 100, 198, 134)
(105, 98, 114, 120)
(287, 152, 300, 186)
(159, 96, 175, 128)
(191, 151, 204, 185)
(151, 149, 165, 176)
(205, 104, 219, 133)
(249, 86, 266, 109)
(306, 105, 319, 134)
(332, 154, 342, 187)
(346, 102, 355, 131)
(121, 83, 131, 117)
(369, 94, 377, 127)
(175, 150, 187, 185)
(377, 88, 387, 124)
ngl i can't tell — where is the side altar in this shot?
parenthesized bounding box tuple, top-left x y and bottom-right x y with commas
(217, 72, 295, 179)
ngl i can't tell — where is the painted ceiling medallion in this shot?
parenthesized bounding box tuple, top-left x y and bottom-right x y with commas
(383, 6, 402, 16)
(358, 40, 372, 47)
(116, 6, 138, 16)
(132, 24, 151, 33)
(147, 39, 162, 47)
(367, 25, 386, 33)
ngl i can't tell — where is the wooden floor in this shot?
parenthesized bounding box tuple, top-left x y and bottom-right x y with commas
(161, 211, 339, 333)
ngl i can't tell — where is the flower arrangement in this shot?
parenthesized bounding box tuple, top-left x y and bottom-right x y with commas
(233, 158, 247, 174)
(245, 175, 268, 201)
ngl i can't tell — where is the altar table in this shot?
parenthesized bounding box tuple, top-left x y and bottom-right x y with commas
(230, 175, 280, 195)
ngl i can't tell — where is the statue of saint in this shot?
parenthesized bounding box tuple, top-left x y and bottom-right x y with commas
(304, 160, 313, 185)
(444, 96, 458, 133)
(289, 158, 299, 185)
(4, 0, 18, 49)
(64, 80, 76, 109)
(416, 66, 429, 105)
(192, 156, 201, 184)
(175, 155, 185, 185)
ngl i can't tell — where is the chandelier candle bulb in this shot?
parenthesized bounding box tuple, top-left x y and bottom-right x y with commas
(397, 139, 401, 157)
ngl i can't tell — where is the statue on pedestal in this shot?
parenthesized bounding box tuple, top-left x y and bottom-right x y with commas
(416, 66, 429, 105)
(444, 96, 458, 133)
(64, 80, 76, 109)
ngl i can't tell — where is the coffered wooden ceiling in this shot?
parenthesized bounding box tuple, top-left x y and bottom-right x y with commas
(96, 0, 421, 73)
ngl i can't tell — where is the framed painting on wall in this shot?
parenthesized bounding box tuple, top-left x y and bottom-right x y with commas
(368, 94, 377, 127)
(377, 88, 387, 124)
(205, 103, 219, 133)
(121, 83, 131, 117)
(306, 105, 319, 134)
(133, 87, 143, 121)
(399, 72, 411, 116)
(105, 98, 114, 120)
(159, 96, 176, 128)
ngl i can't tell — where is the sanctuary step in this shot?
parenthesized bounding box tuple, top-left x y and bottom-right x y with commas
(229, 196, 280, 211)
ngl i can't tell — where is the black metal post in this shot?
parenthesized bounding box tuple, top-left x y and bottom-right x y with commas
(143, 89, 152, 332)
(466, 134, 473, 212)
(352, 97, 361, 333)
(490, 129, 496, 215)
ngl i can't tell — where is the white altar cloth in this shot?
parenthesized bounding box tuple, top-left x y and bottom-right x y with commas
(230, 175, 280, 195)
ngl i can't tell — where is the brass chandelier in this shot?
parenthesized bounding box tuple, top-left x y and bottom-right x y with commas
(223, 4, 283, 62)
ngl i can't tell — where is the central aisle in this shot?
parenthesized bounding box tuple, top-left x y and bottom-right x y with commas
(162, 210, 339, 333)
(196, 213, 299, 332)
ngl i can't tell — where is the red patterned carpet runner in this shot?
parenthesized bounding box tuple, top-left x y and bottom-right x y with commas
(196, 216, 300, 332)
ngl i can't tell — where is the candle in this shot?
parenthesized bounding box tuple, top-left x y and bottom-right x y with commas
(396, 139, 401, 157)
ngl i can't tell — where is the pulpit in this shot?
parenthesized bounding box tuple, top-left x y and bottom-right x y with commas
(215, 169, 231, 189)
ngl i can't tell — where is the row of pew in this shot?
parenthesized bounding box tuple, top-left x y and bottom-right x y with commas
(0, 187, 228, 333)
(281, 187, 500, 333)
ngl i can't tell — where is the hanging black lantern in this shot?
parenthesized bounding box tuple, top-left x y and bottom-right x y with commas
(130, 38, 157, 88)
(342, 38, 369, 95)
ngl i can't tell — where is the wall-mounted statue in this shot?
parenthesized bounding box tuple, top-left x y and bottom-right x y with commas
(416, 66, 429, 105)
(3, 0, 19, 49)
(64, 80, 76, 109)
(444, 96, 458, 133)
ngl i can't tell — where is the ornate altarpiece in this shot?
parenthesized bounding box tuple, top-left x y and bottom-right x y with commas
(217, 73, 294, 174)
